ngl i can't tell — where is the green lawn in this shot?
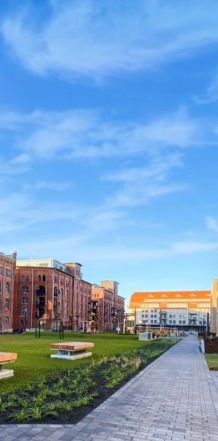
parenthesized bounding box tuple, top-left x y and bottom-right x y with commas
(0, 332, 177, 393)
(205, 353, 218, 370)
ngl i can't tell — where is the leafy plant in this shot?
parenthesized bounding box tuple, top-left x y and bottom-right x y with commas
(11, 408, 29, 423)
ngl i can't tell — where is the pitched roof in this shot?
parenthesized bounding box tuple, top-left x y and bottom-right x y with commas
(129, 291, 210, 308)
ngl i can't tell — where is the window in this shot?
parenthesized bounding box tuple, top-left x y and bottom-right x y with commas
(5, 298, 10, 309)
(5, 282, 10, 293)
(42, 275, 46, 282)
(5, 268, 11, 277)
(21, 298, 28, 304)
(22, 286, 29, 294)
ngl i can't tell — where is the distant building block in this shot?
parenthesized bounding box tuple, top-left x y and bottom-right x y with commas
(50, 341, 94, 360)
(0, 352, 17, 380)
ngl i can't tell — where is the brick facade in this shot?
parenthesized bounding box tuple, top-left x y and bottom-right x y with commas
(91, 281, 125, 332)
(14, 266, 74, 330)
(0, 253, 123, 333)
(0, 251, 16, 332)
(14, 260, 93, 332)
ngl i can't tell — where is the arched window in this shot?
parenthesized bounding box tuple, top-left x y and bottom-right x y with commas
(42, 275, 46, 282)
(38, 275, 41, 282)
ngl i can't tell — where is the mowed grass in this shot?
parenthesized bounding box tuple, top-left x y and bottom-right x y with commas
(0, 332, 176, 393)
(205, 354, 218, 370)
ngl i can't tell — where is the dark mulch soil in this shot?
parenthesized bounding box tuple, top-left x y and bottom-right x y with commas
(37, 364, 146, 424)
(0, 340, 176, 424)
(0, 362, 146, 425)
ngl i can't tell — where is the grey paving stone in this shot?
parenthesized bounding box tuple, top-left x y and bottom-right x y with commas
(1, 337, 218, 440)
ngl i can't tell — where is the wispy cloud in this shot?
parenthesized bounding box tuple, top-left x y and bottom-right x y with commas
(23, 181, 71, 192)
(206, 215, 218, 233)
(0, 153, 31, 176)
(0, 107, 208, 164)
(194, 72, 218, 104)
(1, 0, 218, 79)
(104, 153, 185, 208)
(0, 106, 215, 213)
(13, 237, 218, 264)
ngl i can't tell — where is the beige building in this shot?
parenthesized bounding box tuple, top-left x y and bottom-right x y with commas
(210, 280, 218, 334)
(129, 290, 210, 330)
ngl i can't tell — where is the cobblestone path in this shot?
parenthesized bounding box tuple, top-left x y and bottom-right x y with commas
(1, 336, 218, 441)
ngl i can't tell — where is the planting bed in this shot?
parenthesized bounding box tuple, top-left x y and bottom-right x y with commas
(0, 338, 176, 424)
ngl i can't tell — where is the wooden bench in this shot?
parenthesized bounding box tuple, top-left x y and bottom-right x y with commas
(0, 352, 17, 379)
(50, 342, 94, 360)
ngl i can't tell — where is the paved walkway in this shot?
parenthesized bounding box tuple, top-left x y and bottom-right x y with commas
(1, 336, 218, 441)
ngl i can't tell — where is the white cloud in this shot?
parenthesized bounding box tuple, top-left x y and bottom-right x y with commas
(23, 181, 71, 192)
(1, 0, 218, 79)
(10, 237, 218, 264)
(0, 106, 213, 211)
(103, 153, 185, 208)
(206, 215, 218, 233)
(0, 154, 31, 176)
(0, 107, 206, 163)
(194, 72, 218, 104)
(171, 240, 218, 254)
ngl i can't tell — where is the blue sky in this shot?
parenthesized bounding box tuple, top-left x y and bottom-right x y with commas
(1, 0, 218, 304)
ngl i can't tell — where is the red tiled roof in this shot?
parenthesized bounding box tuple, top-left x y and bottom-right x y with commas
(129, 291, 210, 308)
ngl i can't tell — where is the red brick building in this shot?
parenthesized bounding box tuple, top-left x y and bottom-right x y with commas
(14, 259, 92, 331)
(0, 253, 123, 333)
(65, 263, 92, 331)
(0, 251, 16, 332)
(91, 281, 125, 332)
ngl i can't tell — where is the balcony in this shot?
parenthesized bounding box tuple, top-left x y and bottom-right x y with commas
(36, 300, 45, 307)
(36, 286, 46, 296)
